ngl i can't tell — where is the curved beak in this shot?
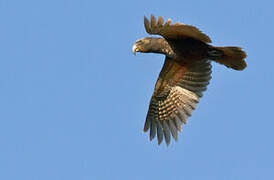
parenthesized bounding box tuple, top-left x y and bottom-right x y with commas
(132, 44, 138, 55)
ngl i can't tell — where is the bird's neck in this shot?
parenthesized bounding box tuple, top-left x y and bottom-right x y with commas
(148, 38, 175, 58)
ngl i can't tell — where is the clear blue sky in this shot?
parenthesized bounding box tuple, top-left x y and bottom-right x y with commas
(0, 0, 273, 179)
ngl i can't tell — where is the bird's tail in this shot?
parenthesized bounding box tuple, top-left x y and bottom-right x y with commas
(208, 46, 247, 70)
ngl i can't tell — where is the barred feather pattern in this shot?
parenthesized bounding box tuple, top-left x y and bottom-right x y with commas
(144, 60, 212, 146)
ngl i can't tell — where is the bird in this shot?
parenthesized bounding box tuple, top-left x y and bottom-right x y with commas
(132, 15, 247, 146)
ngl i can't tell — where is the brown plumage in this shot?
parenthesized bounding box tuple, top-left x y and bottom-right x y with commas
(132, 15, 247, 146)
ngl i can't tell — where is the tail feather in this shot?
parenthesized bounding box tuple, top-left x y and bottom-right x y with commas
(209, 46, 247, 70)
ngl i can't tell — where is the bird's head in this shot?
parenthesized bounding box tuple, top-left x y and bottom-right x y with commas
(132, 37, 161, 55)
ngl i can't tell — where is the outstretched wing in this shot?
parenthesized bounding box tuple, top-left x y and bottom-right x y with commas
(144, 57, 212, 145)
(144, 15, 211, 43)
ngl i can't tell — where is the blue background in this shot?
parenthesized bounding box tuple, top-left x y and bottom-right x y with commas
(0, 0, 273, 179)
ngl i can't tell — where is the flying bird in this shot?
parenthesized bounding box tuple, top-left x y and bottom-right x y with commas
(132, 15, 247, 146)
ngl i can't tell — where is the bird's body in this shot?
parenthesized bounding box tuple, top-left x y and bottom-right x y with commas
(133, 15, 247, 146)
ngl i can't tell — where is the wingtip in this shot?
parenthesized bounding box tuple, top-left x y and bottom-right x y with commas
(157, 16, 164, 26)
(150, 14, 157, 27)
(144, 16, 151, 33)
(157, 139, 163, 145)
(165, 18, 172, 26)
(144, 15, 148, 21)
